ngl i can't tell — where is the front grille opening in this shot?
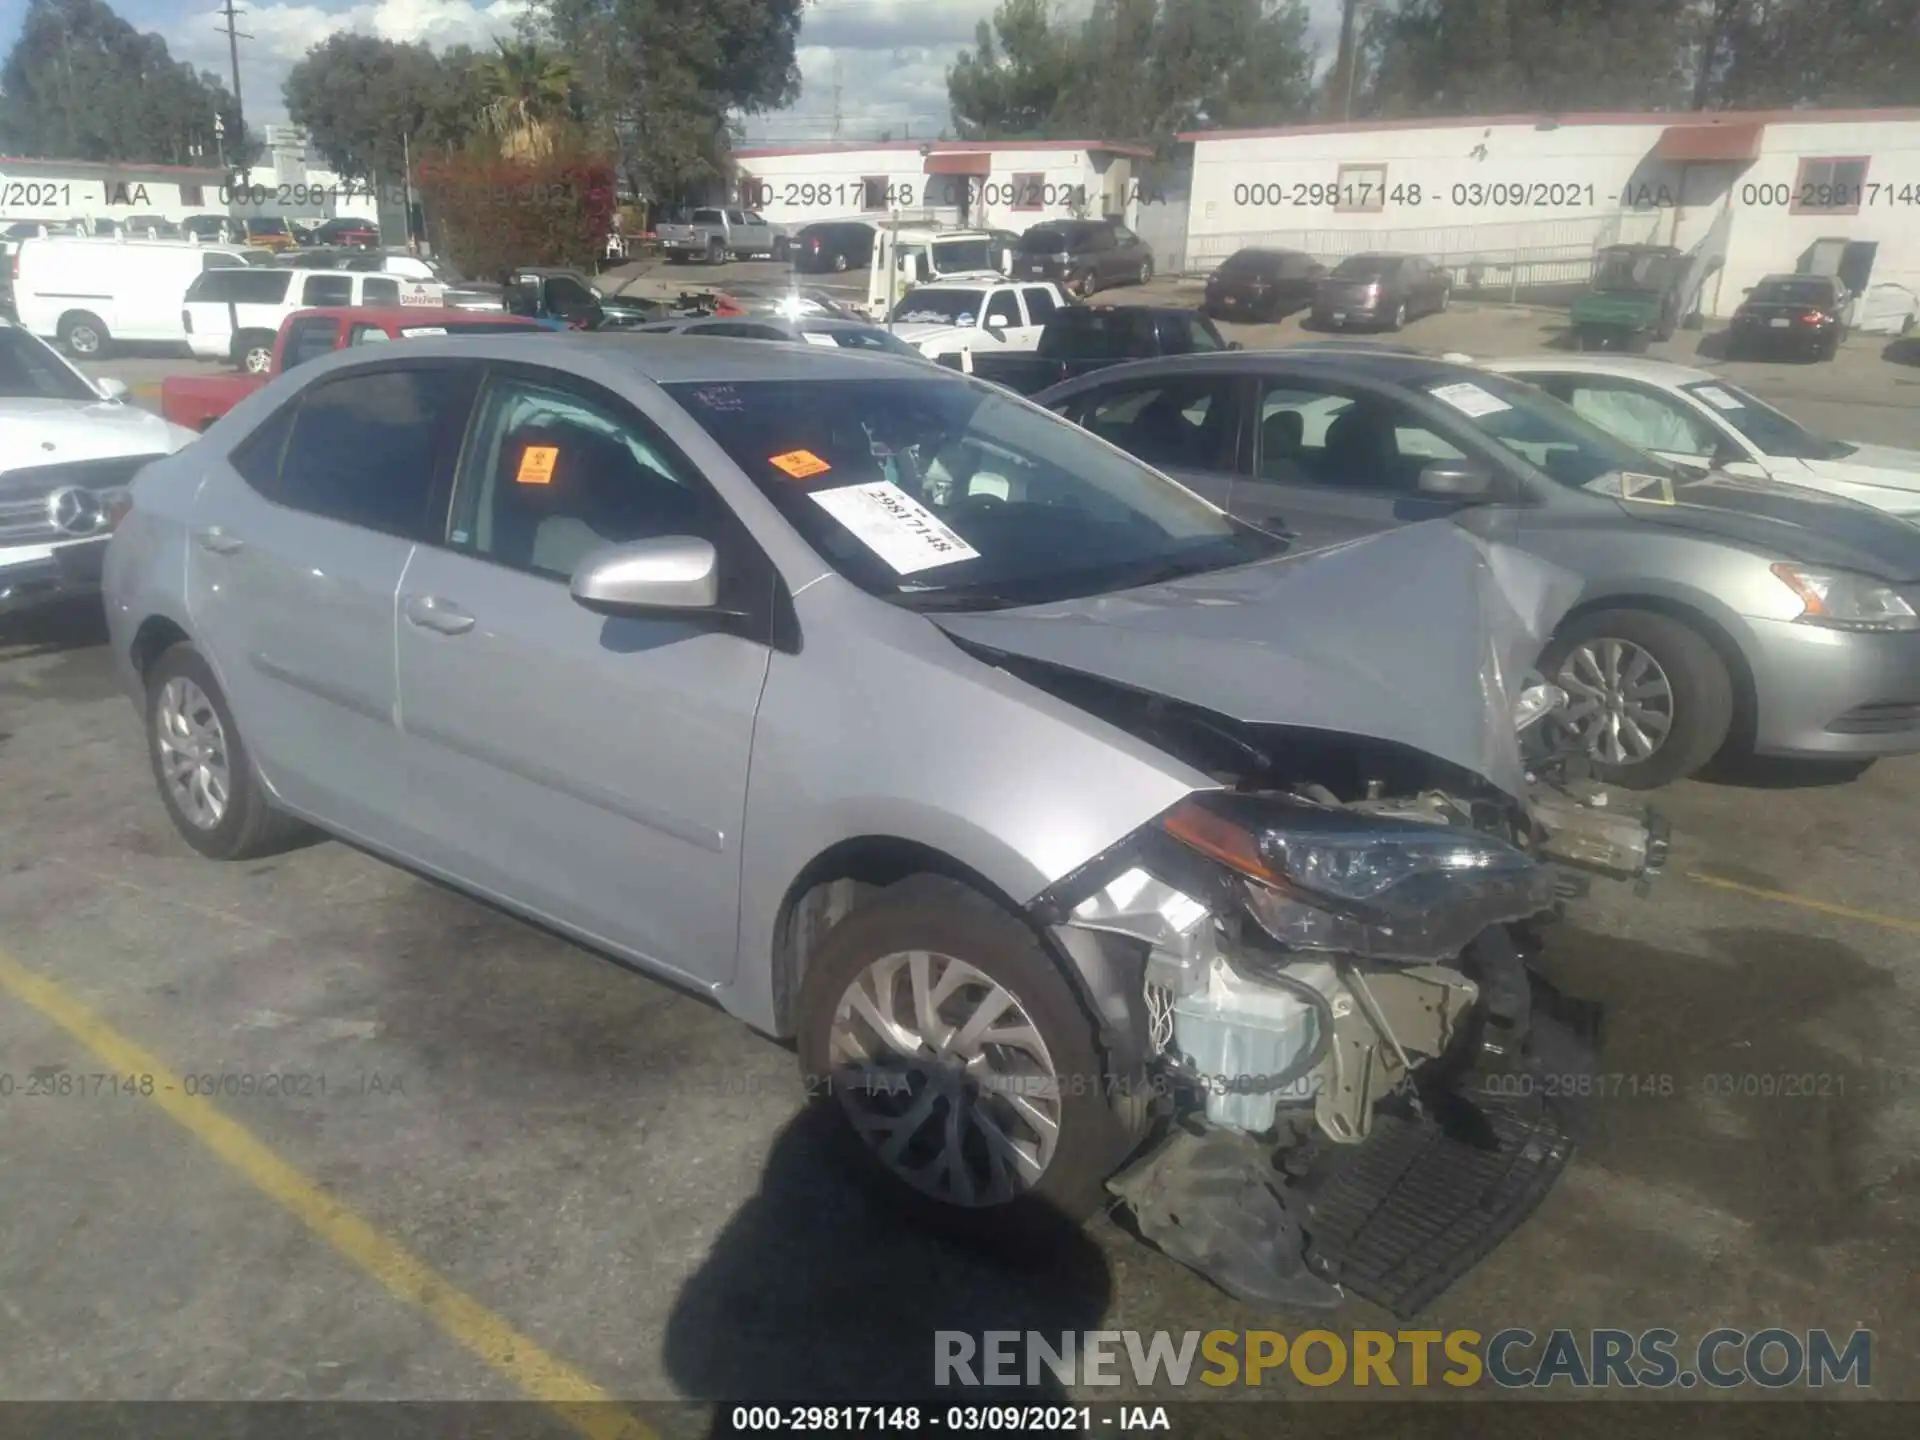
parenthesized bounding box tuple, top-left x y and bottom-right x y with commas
(1826, 701, 1920, 735)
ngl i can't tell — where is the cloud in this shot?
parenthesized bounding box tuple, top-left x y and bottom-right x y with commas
(137, 0, 1347, 136)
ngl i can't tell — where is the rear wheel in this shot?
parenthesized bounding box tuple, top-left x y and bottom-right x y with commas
(1388, 301, 1407, 331)
(795, 875, 1137, 1238)
(1075, 270, 1098, 299)
(1136, 259, 1152, 286)
(59, 311, 109, 359)
(1543, 609, 1734, 789)
(233, 331, 276, 374)
(832, 251, 849, 273)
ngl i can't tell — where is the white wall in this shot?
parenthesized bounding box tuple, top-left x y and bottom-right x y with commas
(1184, 116, 1920, 317)
(731, 146, 1134, 233)
(0, 164, 225, 225)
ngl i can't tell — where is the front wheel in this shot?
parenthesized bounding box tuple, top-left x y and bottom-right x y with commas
(1075, 270, 1097, 299)
(59, 312, 109, 358)
(145, 644, 310, 859)
(233, 332, 276, 375)
(1543, 610, 1734, 789)
(795, 875, 1134, 1236)
(1136, 260, 1152, 286)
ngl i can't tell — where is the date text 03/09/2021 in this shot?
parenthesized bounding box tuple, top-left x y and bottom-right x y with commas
(725, 1406, 1164, 1433)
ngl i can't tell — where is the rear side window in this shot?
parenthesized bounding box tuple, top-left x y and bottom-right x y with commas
(362, 276, 400, 306)
(187, 268, 292, 304)
(692, 209, 723, 224)
(230, 399, 299, 491)
(301, 275, 353, 308)
(282, 318, 341, 370)
(270, 367, 472, 538)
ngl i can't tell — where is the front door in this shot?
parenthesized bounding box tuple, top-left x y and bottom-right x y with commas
(392, 362, 770, 984)
(185, 361, 476, 835)
(1059, 371, 1246, 514)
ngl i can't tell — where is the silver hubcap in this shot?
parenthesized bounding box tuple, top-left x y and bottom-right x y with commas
(155, 677, 232, 828)
(70, 327, 98, 352)
(827, 951, 1062, 1207)
(246, 349, 271, 374)
(1557, 639, 1675, 766)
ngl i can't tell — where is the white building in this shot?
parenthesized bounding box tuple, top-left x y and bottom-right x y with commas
(1178, 107, 1920, 318)
(728, 139, 1154, 235)
(0, 155, 228, 228)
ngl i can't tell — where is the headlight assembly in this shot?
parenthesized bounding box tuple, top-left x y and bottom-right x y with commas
(1160, 792, 1557, 963)
(1772, 563, 1919, 632)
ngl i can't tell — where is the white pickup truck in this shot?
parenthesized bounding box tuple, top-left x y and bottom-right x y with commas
(883, 280, 1071, 366)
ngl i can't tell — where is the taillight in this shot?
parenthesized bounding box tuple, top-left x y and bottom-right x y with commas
(1802, 310, 1828, 324)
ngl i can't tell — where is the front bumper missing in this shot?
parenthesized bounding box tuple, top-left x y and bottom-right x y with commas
(0, 539, 107, 618)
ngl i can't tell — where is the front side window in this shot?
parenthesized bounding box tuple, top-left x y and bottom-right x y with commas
(301, 275, 353, 308)
(274, 367, 470, 537)
(1022, 286, 1058, 323)
(660, 375, 1284, 609)
(282, 318, 341, 370)
(984, 291, 1021, 327)
(1081, 376, 1240, 471)
(545, 275, 596, 312)
(1255, 382, 1465, 490)
(449, 375, 716, 582)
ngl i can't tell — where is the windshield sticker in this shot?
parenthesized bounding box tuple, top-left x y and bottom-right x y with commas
(1427, 381, 1512, 418)
(801, 333, 839, 347)
(769, 449, 833, 479)
(1589, 471, 1676, 505)
(1692, 385, 1744, 410)
(689, 386, 745, 411)
(516, 445, 559, 486)
(809, 481, 981, 574)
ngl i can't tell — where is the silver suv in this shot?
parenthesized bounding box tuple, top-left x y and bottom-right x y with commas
(104, 334, 1656, 1309)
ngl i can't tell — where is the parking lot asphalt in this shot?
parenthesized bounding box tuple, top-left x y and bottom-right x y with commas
(10, 274, 1920, 1417)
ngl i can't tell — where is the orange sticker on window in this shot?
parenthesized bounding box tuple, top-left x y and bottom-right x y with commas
(768, 449, 832, 479)
(516, 445, 559, 485)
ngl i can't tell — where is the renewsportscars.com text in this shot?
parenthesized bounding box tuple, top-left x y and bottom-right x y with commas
(934, 1328, 1872, 1390)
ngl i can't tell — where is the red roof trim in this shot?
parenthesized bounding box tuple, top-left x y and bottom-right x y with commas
(0, 154, 229, 178)
(733, 139, 1153, 159)
(1177, 107, 1920, 143)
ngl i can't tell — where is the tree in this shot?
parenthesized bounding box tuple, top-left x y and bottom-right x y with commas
(0, 0, 252, 167)
(946, 0, 1317, 153)
(284, 33, 470, 184)
(1694, 0, 1920, 109)
(478, 38, 579, 160)
(532, 0, 804, 204)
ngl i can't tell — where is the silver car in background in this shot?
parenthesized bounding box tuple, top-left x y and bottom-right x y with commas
(103, 335, 1655, 1312)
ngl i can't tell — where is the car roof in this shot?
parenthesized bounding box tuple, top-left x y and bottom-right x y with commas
(318, 330, 933, 384)
(1756, 272, 1835, 286)
(1043, 347, 1480, 391)
(282, 306, 541, 327)
(1481, 352, 1721, 385)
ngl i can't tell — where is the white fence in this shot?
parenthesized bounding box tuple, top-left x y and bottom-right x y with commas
(1179, 210, 1669, 296)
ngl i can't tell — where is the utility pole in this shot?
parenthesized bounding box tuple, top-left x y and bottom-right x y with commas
(1333, 0, 1361, 122)
(215, 0, 251, 177)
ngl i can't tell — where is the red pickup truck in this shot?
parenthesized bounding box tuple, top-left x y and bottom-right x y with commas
(160, 306, 545, 431)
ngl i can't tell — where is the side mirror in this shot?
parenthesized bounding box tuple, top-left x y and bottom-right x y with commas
(1417, 462, 1497, 501)
(984, 314, 1008, 330)
(570, 536, 722, 617)
(1712, 444, 1745, 470)
(95, 377, 130, 401)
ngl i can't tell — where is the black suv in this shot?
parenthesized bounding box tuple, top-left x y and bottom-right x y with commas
(1012, 219, 1154, 298)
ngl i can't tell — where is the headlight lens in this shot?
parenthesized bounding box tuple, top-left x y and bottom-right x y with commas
(1161, 793, 1556, 963)
(1772, 563, 1920, 632)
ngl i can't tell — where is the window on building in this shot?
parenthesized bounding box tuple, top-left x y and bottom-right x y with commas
(1012, 173, 1045, 212)
(179, 184, 204, 207)
(1334, 164, 1388, 214)
(861, 176, 890, 211)
(1791, 157, 1868, 215)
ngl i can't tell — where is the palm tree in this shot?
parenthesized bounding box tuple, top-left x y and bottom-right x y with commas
(478, 38, 576, 161)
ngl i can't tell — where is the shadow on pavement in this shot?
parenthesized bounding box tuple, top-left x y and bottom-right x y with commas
(665, 1098, 1113, 1436)
(1695, 753, 1876, 790)
(0, 596, 109, 656)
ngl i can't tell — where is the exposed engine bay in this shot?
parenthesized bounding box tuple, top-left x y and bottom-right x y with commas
(1003, 650, 1667, 1315)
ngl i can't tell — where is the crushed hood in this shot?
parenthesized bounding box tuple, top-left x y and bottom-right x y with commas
(930, 522, 1581, 801)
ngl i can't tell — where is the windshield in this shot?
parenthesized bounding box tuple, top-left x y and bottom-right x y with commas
(931, 238, 994, 273)
(1017, 227, 1076, 254)
(1417, 372, 1683, 489)
(1750, 279, 1835, 306)
(890, 289, 986, 326)
(1679, 380, 1854, 461)
(0, 327, 99, 402)
(1332, 255, 1396, 279)
(808, 326, 921, 356)
(661, 377, 1287, 608)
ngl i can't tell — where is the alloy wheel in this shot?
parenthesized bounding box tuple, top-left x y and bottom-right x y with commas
(155, 677, 232, 829)
(1556, 638, 1676, 766)
(827, 950, 1063, 1207)
(244, 347, 272, 375)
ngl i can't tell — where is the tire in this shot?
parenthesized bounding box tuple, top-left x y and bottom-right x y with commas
(795, 874, 1137, 1239)
(1438, 286, 1451, 312)
(1075, 270, 1097, 299)
(233, 331, 275, 375)
(1388, 301, 1407, 331)
(144, 643, 310, 860)
(1136, 259, 1152, 286)
(59, 311, 109, 359)
(832, 251, 849, 273)
(1542, 609, 1735, 789)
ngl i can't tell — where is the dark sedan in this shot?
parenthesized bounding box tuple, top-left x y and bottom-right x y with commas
(1204, 248, 1325, 322)
(790, 220, 875, 274)
(312, 216, 381, 248)
(1036, 350, 1920, 789)
(1727, 273, 1849, 361)
(1011, 219, 1154, 298)
(1311, 253, 1451, 332)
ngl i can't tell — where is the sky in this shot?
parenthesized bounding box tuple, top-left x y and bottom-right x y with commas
(0, 0, 1348, 142)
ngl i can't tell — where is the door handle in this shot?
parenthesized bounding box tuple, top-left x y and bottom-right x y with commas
(402, 595, 476, 636)
(195, 526, 244, 555)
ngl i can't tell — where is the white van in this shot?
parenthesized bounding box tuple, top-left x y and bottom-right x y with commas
(12, 236, 252, 357)
(182, 267, 447, 373)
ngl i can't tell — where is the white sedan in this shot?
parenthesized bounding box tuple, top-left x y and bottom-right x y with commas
(1, 319, 196, 616)
(1484, 353, 1920, 519)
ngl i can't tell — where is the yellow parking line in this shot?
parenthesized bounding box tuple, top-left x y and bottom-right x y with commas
(0, 947, 655, 1440)
(1685, 870, 1920, 936)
